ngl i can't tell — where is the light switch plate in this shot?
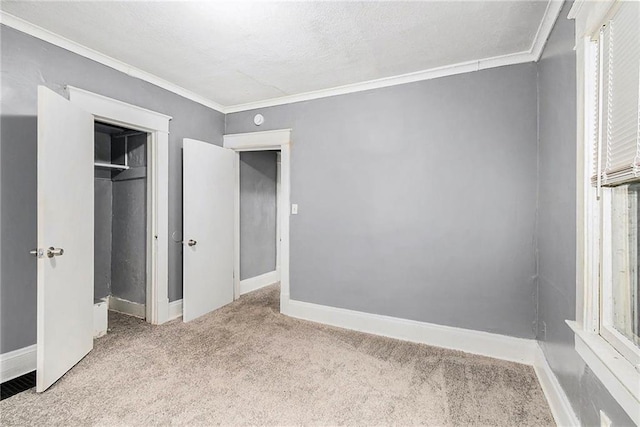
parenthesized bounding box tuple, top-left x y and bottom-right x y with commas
(291, 204, 298, 214)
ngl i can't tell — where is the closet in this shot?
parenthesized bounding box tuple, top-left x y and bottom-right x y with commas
(94, 122, 148, 322)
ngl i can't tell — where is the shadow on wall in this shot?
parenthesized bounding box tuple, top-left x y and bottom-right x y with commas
(1, 115, 38, 353)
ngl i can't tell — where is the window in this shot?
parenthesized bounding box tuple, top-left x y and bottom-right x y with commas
(571, 0, 640, 422)
(601, 184, 640, 365)
(590, 0, 640, 368)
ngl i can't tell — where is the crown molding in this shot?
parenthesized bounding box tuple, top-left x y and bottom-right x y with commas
(224, 51, 535, 113)
(531, 0, 565, 61)
(0, 11, 226, 114)
(1, 1, 564, 115)
(567, 0, 585, 20)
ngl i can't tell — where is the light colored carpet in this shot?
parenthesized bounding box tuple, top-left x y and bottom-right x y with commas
(1, 284, 554, 426)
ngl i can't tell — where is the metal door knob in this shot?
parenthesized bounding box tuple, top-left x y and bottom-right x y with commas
(187, 239, 197, 247)
(46, 247, 64, 258)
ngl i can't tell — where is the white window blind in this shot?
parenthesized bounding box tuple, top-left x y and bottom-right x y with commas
(592, 1, 640, 187)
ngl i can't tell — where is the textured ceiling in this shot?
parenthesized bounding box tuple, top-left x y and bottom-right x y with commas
(1, 1, 550, 107)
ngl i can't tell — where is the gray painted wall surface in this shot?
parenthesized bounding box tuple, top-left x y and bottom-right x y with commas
(95, 131, 112, 302)
(111, 133, 147, 305)
(94, 179, 112, 301)
(0, 26, 224, 353)
(240, 151, 277, 280)
(536, 4, 634, 425)
(111, 178, 146, 304)
(227, 63, 539, 338)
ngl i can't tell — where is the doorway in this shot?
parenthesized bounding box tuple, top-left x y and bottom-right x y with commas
(94, 122, 150, 326)
(238, 150, 281, 295)
(68, 85, 171, 326)
(222, 129, 292, 308)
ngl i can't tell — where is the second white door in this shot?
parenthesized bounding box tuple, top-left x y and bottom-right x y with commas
(182, 138, 235, 321)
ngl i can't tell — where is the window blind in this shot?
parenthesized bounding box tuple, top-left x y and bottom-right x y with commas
(593, 1, 640, 187)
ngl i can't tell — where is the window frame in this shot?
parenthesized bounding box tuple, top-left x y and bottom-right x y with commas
(600, 187, 640, 366)
(570, 0, 640, 424)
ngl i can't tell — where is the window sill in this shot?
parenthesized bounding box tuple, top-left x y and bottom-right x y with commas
(566, 320, 640, 425)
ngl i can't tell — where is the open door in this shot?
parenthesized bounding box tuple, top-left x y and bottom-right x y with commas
(183, 139, 235, 321)
(36, 86, 94, 392)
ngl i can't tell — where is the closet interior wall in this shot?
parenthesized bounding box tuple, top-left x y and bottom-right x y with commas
(94, 125, 147, 308)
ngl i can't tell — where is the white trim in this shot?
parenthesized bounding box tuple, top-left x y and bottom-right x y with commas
(579, 37, 602, 334)
(223, 60, 528, 113)
(2, 4, 562, 115)
(224, 129, 292, 150)
(108, 296, 145, 319)
(223, 58, 514, 113)
(568, 321, 640, 425)
(152, 131, 170, 324)
(93, 300, 108, 338)
(280, 297, 536, 365)
(569, 0, 620, 43)
(68, 87, 170, 325)
(0, 345, 37, 383)
(531, 1, 565, 61)
(240, 270, 279, 295)
(224, 130, 291, 308)
(0, 12, 225, 114)
(233, 153, 241, 299)
(533, 345, 580, 427)
(276, 152, 281, 273)
(168, 299, 183, 321)
(67, 86, 171, 133)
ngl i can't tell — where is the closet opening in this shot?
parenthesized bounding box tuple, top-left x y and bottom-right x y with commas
(94, 121, 150, 329)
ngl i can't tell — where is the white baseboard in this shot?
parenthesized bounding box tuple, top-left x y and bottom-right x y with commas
(533, 344, 580, 426)
(0, 344, 36, 383)
(93, 300, 108, 338)
(240, 270, 279, 295)
(168, 299, 183, 321)
(280, 297, 537, 365)
(108, 296, 145, 319)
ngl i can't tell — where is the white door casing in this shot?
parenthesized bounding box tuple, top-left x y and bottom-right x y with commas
(223, 129, 291, 304)
(36, 86, 94, 392)
(182, 138, 235, 322)
(67, 85, 171, 325)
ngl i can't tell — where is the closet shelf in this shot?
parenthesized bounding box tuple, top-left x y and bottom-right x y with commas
(94, 162, 130, 170)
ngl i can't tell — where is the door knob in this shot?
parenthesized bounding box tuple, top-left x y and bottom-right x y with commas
(187, 239, 197, 247)
(46, 247, 64, 258)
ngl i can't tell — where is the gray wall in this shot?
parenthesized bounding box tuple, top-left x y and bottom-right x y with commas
(240, 151, 278, 280)
(227, 63, 539, 338)
(536, 4, 634, 426)
(111, 133, 147, 305)
(0, 26, 224, 353)
(94, 131, 113, 302)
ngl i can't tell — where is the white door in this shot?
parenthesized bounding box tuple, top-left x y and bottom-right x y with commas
(183, 138, 235, 321)
(36, 86, 94, 392)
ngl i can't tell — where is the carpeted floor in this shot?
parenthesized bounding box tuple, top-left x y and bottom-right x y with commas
(0, 284, 554, 426)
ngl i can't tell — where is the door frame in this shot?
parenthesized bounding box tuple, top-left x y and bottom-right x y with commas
(223, 129, 291, 306)
(67, 86, 172, 325)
